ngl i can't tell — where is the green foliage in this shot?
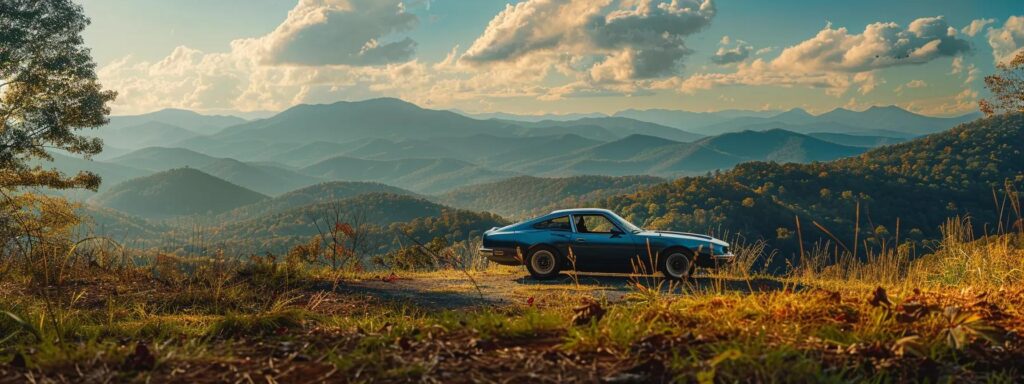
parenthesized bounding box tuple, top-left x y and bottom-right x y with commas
(205, 193, 506, 257)
(600, 114, 1024, 263)
(0, 0, 116, 191)
(219, 181, 417, 222)
(209, 309, 310, 338)
(441, 175, 665, 218)
(980, 51, 1024, 117)
(375, 237, 449, 270)
(90, 168, 268, 218)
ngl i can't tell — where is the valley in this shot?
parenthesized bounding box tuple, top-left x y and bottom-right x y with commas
(40, 97, 994, 264)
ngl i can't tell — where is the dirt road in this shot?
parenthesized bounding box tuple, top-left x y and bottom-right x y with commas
(337, 269, 791, 309)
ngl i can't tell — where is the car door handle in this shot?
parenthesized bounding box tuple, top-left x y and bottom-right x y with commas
(574, 238, 586, 243)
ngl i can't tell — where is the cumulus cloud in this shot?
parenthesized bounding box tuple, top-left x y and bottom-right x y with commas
(904, 79, 927, 88)
(97, 46, 416, 113)
(711, 36, 752, 65)
(235, 0, 418, 66)
(988, 15, 1024, 64)
(99, 0, 723, 113)
(671, 16, 971, 96)
(961, 18, 995, 37)
(461, 0, 716, 81)
(894, 79, 927, 94)
(903, 88, 978, 116)
(772, 17, 970, 73)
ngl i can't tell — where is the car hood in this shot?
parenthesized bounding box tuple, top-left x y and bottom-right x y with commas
(637, 230, 729, 247)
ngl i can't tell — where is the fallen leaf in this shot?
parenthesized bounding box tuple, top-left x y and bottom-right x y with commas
(868, 286, 891, 308)
(572, 299, 606, 326)
(123, 342, 156, 371)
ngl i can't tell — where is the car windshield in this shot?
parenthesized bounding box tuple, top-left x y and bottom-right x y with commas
(608, 211, 644, 233)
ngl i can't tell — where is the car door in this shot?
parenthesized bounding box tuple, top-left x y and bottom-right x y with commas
(569, 214, 638, 272)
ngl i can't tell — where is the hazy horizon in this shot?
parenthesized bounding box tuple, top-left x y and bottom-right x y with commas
(109, 96, 983, 120)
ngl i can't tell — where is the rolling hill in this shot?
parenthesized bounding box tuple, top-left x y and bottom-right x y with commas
(300, 156, 514, 193)
(511, 130, 864, 177)
(693, 129, 864, 163)
(807, 132, 908, 148)
(211, 98, 510, 143)
(103, 147, 320, 195)
(441, 175, 665, 218)
(34, 152, 150, 197)
(612, 108, 777, 131)
(105, 108, 246, 135)
(596, 113, 1024, 264)
(106, 147, 222, 172)
(212, 193, 507, 255)
(197, 158, 322, 196)
(689, 106, 979, 137)
(267, 141, 360, 167)
(303, 133, 605, 167)
(92, 121, 202, 149)
(512, 117, 704, 142)
(90, 168, 269, 218)
(75, 205, 172, 246)
(220, 181, 418, 222)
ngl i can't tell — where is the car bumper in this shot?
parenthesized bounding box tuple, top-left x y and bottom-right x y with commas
(479, 247, 520, 266)
(696, 252, 736, 268)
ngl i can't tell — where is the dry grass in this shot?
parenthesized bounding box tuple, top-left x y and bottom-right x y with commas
(2, 215, 1024, 382)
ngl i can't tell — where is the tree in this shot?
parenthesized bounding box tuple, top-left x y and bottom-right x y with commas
(980, 51, 1024, 117)
(1, 0, 116, 191)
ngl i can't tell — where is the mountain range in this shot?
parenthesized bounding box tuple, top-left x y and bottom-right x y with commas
(48, 96, 1006, 265)
(50, 97, 977, 223)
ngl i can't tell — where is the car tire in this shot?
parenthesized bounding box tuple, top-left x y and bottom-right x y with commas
(660, 249, 695, 281)
(525, 246, 561, 280)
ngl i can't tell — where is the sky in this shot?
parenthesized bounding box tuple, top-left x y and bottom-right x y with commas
(79, 0, 1024, 117)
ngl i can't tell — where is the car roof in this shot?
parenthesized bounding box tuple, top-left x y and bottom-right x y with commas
(548, 208, 617, 216)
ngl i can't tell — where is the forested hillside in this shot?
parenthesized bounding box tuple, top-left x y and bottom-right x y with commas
(219, 181, 418, 222)
(89, 168, 269, 218)
(209, 193, 506, 255)
(442, 175, 665, 218)
(600, 113, 1024, 262)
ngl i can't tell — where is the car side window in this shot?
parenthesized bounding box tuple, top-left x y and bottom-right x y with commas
(573, 214, 618, 234)
(533, 216, 571, 231)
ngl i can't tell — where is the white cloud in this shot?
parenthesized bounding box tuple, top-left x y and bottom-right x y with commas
(964, 64, 980, 84)
(234, 0, 418, 66)
(772, 17, 970, 73)
(903, 88, 978, 116)
(711, 35, 752, 65)
(894, 79, 927, 94)
(961, 18, 995, 37)
(670, 16, 971, 96)
(460, 0, 716, 80)
(988, 15, 1024, 64)
(949, 56, 979, 86)
(950, 55, 964, 74)
(904, 79, 927, 89)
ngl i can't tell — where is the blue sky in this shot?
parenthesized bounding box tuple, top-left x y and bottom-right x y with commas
(80, 1, 1024, 117)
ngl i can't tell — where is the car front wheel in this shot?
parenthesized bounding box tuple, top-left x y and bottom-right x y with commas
(525, 247, 561, 279)
(661, 250, 695, 281)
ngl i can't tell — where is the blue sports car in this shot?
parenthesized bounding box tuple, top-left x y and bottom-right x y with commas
(480, 208, 734, 280)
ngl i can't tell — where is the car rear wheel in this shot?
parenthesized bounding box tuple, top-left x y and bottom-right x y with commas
(525, 247, 561, 280)
(661, 250, 695, 281)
